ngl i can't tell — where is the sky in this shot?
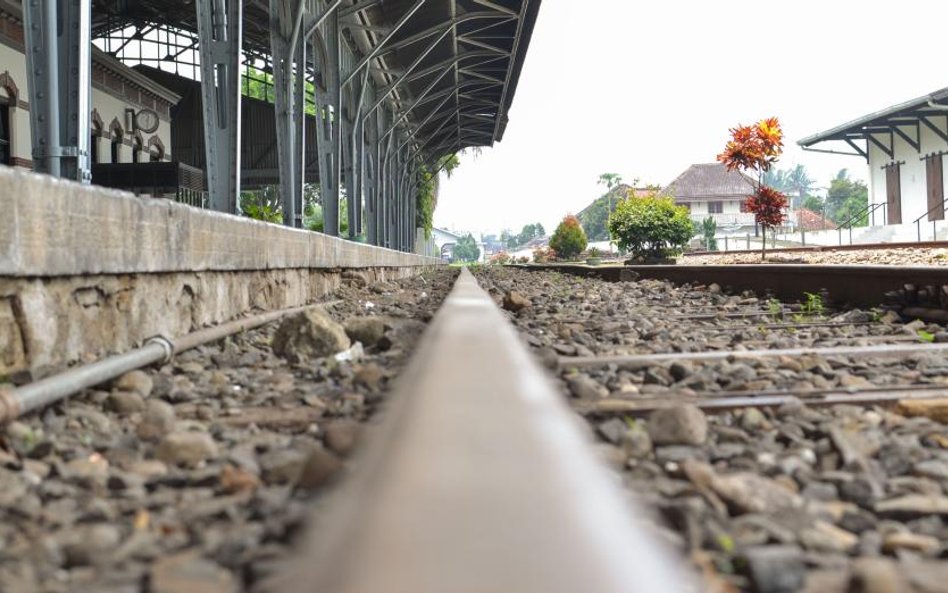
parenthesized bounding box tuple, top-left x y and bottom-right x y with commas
(434, 0, 948, 237)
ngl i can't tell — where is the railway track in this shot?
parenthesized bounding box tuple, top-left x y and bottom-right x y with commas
(2, 263, 948, 592)
(474, 265, 948, 593)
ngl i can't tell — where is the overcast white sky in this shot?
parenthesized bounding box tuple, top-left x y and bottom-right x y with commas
(434, 0, 947, 237)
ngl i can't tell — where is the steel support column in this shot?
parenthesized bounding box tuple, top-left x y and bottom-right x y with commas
(269, 0, 303, 226)
(342, 100, 357, 239)
(196, 0, 242, 213)
(313, 14, 341, 236)
(326, 14, 343, 236)
(23, 0, 92, 182)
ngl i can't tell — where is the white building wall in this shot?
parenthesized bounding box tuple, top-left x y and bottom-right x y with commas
(867, 125, 948, 225)
(1, 43, 31, 165)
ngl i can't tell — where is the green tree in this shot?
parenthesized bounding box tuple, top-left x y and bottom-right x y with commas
(786, 164, 815, 206)
(240, 186, 282, 223)
(826, 169, 869, 225)
(763, 165, 814, 208)
(578, 197, 610, 241)
(549, 214, 588, 260)
(597, 173, 623, 218)
(513, 223, 545, 247)
(453, 233, 480, 262)
(609, 193, 694, 261)
(701, 217, 718, 251)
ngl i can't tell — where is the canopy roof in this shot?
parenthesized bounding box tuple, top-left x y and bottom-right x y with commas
(87, 0, 540, 159)
(798, 87, 948, 160)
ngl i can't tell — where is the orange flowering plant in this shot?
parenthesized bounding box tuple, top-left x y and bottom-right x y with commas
(717, 117, 788, 258)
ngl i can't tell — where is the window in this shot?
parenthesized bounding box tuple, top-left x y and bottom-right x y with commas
(149, 140, 163, 163)
(111, 131, 122, 163)
(132, 137, 142, 163)
(90, 129, 99, 164)
(0, 103, 10, 165)
(708, 201, 723, 214)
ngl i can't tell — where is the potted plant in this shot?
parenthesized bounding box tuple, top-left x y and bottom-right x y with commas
(586, 247, 603, 266)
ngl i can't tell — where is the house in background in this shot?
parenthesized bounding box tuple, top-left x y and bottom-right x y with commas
(429, 227, 464, 260)
(661, 163, 756, 232)
(799, 87, 948, 228)
(796, 207, 835, 231)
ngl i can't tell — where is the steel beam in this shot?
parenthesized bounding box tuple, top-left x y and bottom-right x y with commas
(23, 0, 92, 182)
(196, 0, 243, 213)
(341, 0, 428, 88)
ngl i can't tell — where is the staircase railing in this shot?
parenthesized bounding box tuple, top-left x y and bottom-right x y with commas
(836, 202, 886, 245)
(914, 196, 948, 242)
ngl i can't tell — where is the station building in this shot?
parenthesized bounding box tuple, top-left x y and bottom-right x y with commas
(0, 7, 183, 195)
(799, 88, 948, 235)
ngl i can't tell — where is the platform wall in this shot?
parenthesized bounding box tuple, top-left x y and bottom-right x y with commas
(0, 167, 440, 379)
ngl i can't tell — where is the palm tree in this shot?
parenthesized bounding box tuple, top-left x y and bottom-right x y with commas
(597, 173, 623, 217)
(786, 165, 815, 208)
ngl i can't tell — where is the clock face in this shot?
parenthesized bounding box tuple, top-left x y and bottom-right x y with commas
(135, 109, 159, 133)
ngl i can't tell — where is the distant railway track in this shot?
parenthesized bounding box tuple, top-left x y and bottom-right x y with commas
(682, 239, 948, 257)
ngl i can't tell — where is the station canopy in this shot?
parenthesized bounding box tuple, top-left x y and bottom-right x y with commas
(798, 87, 948, 161)
(88, 0, 540, 158)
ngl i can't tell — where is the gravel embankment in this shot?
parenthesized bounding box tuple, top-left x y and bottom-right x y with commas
(683, 247, 948, 267)
(0, 267, 457, 593)
(475, 266, 948, 593)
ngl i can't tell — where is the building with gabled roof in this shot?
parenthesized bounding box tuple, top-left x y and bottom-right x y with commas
(661, 163, 756, 230)
(799, 87, 948, 230)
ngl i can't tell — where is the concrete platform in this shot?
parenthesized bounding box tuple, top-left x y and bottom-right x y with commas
(0, 167, 440, 379)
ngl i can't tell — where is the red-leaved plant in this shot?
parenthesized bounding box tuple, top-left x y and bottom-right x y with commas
(717, 117, 788, 258)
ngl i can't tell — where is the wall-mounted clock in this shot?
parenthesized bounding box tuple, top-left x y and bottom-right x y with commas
(135, 109, 159, 133)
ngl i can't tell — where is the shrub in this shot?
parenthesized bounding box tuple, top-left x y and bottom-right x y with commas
(489, 251, 511, 265)
(608, 194, 694, 261)
(532, 246, 556, 263)
(549, 214, 588, 260)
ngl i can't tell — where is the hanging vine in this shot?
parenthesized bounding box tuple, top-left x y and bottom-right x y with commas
(415, 153, 461, 239)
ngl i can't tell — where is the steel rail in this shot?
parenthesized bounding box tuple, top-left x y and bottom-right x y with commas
(559, 341, 948, 370)
(525, 263, 948, 310)
(575, 381, 948, 415)
(273, 268, 691, 593)
(576, 388, 948, 417)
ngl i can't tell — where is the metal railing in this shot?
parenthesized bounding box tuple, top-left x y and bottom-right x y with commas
(914, 197, 948, 242)
(837, 202, 886, 245)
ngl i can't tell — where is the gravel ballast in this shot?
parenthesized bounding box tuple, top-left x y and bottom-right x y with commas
(683, 247, 948, 267)
(475, 266, 948, 593)
(0, 268, 457, 593)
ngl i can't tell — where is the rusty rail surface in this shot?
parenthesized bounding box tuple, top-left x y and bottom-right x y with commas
(521, 263, 948, 309)
(273, 268, 692, 593)
(682, 239, 948, 257)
